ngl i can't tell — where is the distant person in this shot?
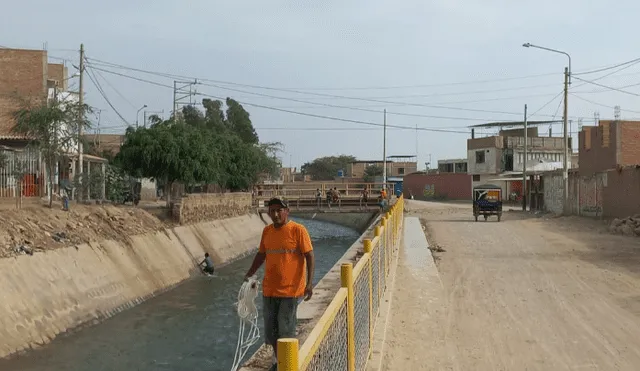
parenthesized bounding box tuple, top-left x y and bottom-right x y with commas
(360, 188, 369, 209)
(200, 253, 215, 275)
(244, 198, 315, 371)
(326, 188, 333, 208)
(315, 188, 322, 208)
(332, 187, 340, 204)
(378, 188, 387, 212)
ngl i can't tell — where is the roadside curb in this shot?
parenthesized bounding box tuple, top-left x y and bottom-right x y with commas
(367, 217, 403, 371)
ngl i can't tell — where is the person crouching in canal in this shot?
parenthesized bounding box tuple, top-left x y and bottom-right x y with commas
(244, 197, 315, 371)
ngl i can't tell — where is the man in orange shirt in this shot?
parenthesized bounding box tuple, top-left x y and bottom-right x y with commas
(244, 198, 315, 371)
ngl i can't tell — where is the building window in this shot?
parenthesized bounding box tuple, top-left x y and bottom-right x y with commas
(398, 167, 405, 175)
(473, 174, 481, 182)
(475, 150, 485, 164)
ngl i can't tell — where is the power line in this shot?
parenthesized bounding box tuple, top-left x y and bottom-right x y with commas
(85, 57, 632, 123)
(528, 90, 564, 118)
(87, 64, 510, 123)
(86, 57, 564, 91)
(571, 76, 640, 97)
(87, 58, 564, 101)
(86, 55, 640, 91)
(200, 80, 523, 122)
(88, 61, 545, 117)
(572, 57, 640, 76)
(570, 94, 640, 115)
(84, 65, 131, 125)
(84, 63, 470, 134)
(88, 59, 138, 110)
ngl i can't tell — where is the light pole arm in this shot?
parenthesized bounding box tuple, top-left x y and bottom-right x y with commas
(525, 43, 571, 82)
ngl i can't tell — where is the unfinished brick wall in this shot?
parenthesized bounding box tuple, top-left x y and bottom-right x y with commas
(579, 121, 640, 177)
(544, 167, 640, 218)
(403, 173, 472, 200)
(602, 167, 640, 218)
(621, 123, 640, 167)
(47, 63, 68, 90)
(172, 192, 253, 225)
(0, 48, 48, 136)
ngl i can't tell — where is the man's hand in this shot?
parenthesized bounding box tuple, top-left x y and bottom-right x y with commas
(304, 284, 313, 301)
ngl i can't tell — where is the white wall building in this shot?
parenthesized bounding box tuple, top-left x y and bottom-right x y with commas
(467, 128, 571, 200)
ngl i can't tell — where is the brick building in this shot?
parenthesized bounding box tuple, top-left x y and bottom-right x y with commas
(578, 120, 640, 176)
(0, 47, 107, 200)
(541, 120, 640, 218)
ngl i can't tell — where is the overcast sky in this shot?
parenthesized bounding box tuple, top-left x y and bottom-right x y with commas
(3, 0, 640, 170)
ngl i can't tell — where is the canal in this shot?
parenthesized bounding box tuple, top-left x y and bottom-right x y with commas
(0, 218, 360, 371)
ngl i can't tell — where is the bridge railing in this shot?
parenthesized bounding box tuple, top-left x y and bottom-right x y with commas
(277, 195, 405, 371)
(255, 182, 395, 198)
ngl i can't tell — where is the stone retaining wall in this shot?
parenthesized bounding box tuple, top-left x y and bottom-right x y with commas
(172, 192, 253, 225)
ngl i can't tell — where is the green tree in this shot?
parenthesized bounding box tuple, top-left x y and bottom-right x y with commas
(202, 99, 226, 133)
(115, 97, 278, 197)
(363, 165, 384, 182)
(225, 98, 258, 144)
(301, 155, 356, 180)
(115, 123, 220, 204)
(12, 99, 91, 207)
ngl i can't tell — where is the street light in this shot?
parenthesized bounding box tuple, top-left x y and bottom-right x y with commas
(522, 42, 571, 215)
(136, 104, 147, 128)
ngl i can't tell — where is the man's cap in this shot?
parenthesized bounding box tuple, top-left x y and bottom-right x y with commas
(267, 197, 289, 209)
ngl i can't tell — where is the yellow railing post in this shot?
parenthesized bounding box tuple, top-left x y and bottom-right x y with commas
(389, 210, 394, 248)
(373, 226, 382, 302)
(380, 217, 388, 277)
(341, 263, 356, 371)
(363, 239, 374, 358)
(277, 338, 299, 371)
(389, 212, 392, 265)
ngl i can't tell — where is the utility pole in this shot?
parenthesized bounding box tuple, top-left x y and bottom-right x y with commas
(562, 67, 569, 215)
(522, 104, 528, 211)
(78, 43, 85, 202)
(382, 109, 387, 189)
(415, 123, 419, 170)
(172, 80, 198, 122)
(173, 81, 178, 121)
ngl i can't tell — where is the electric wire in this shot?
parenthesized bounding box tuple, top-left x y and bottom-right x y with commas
(571, 76, 640, 97)
(84, 64, 131, 125)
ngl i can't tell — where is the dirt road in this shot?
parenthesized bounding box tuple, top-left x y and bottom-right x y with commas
(383, 200, 640, 371)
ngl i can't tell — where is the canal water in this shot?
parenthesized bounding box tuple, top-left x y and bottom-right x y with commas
(0, 218, 359, 371)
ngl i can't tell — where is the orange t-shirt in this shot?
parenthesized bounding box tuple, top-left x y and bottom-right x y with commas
(259, 221, 313, 298)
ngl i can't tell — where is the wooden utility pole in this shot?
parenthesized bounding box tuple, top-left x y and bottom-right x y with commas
(522, 104, 528, 211)
(382, 109, 387, 188)
(78, 43, 85, 201)
(562, 66, 569, 215)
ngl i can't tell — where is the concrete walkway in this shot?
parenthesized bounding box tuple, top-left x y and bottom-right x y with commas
(379, 216, 447, 370)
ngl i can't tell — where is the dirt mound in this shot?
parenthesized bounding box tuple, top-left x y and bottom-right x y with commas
(608, 215, 640, 237)
(0, 204, 169, 258)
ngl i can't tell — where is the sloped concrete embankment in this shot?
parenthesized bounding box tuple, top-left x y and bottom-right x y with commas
(0, 213, 265, 359)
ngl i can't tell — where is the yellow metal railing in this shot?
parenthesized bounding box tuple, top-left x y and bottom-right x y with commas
(278, 195, 405, 371)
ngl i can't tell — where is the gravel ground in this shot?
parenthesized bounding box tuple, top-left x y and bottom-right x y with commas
(383, 200, 640, 371)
